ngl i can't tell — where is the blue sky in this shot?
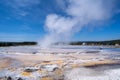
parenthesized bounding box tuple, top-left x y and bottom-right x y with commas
(0, 0, 120, 42)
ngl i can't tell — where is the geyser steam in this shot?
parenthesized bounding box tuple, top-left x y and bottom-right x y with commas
(40, 0, 115, 48)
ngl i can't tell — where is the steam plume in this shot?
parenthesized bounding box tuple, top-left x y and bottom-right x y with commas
(40, 0, 115, 48)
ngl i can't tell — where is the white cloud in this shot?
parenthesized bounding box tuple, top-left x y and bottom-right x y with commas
(7, 0, 40, 8)
(55, 0, 67, 10)
(4, 0, 40, 17)
(20, 24, 32, 30)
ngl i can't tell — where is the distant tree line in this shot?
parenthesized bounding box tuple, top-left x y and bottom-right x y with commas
(0, 42, 37, 47)
(69, 40, 120, 46)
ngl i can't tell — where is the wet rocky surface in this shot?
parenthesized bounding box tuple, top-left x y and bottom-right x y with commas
(0, 46, 120, 80)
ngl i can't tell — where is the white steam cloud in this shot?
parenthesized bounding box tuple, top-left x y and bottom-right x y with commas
(40, 0, 115, 48)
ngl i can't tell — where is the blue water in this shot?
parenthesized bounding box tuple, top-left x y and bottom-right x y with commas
(103, 48, 120, 52)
